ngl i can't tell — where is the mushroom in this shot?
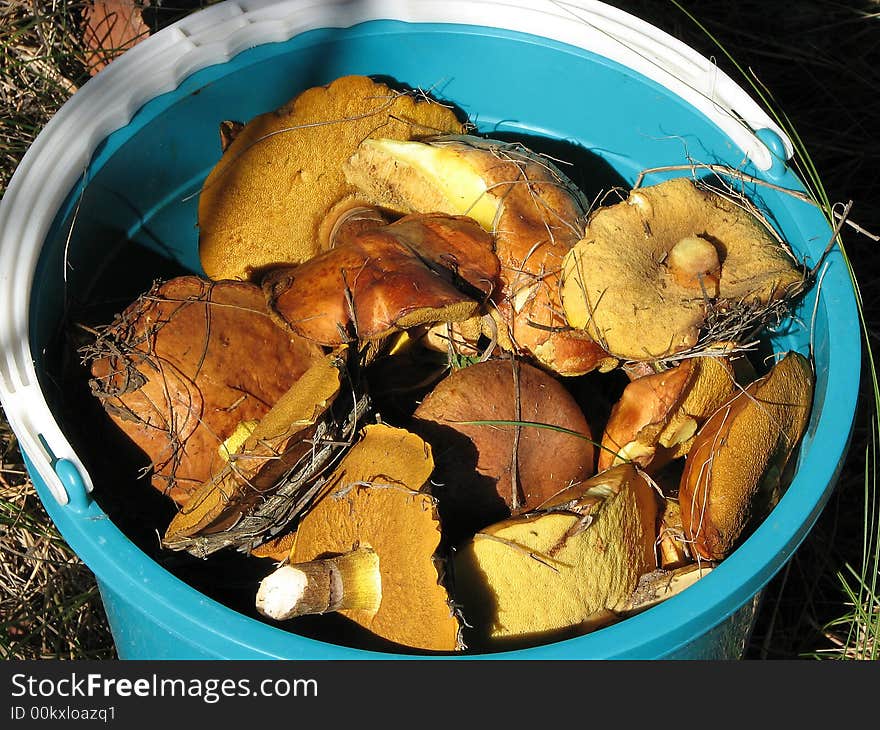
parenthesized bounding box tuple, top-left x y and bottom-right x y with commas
(560, 177, 805, 361)
(85, 276, 324, 504)
(420, 317, 485, 360)
(163, 350, 344, 544)
(679, 351, 814, 561)
(198, 75, 465, 281)
(452, 463, 659, 648)
(343, 135, 616, 376)
(413, 359, 596, 540)
(255, 423, 462, 652)
(656, 498, 692, 569)
(262, 213, 500, 346)
(598, 356, 737, 472)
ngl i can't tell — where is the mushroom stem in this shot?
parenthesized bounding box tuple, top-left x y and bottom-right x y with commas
(255, 547, 381, 620)
(657, 500, 691, 570)
(667, 236, 721, 295)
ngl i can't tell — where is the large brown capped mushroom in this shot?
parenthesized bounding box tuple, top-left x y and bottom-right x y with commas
(679, 351, 814, 560)
(560, 178, 805, 361)
(85, 276, 324, 504)
(198, 75, 465, 281)
(255, 423, 462, 652)
(453, 463, 659, 649)
(413, 359, 595, 539)
(344, 135, 615, 376)
(262, 213, 500, 346)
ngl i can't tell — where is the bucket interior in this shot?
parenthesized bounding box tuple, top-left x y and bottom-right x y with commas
(27, 20, 853, 657)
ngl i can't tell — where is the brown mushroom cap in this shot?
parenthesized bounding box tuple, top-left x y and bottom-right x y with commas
(262, 213, 499, 346)
(412, 359, 595, 539)
(163, 350, 344, 543)
(198, 75, 464, 281)
(679, 351, 814, 560)
(599, 356, 736, 471)
(344, 136, 615, 376)
(86, 276, 325, 504)
(560, 178, 805, 361)
(452, 463, 659, 648)
(289, 423, 461, 652)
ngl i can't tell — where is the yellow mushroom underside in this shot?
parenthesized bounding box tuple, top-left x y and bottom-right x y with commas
(561, 178, 803, 360)
(680, 351, 814, 560)
(658, 356, 737, 455)
(291, 423, 460, 652)
(454, 465, 657, 645)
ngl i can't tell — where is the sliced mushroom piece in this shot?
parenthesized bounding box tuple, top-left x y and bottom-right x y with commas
(85, 276, 325, 504)
(679, 351, 814, 561)
(256, 423, 462, 652)
(599, 356, 737, 471)
(163, 350, 344, 543)
(413, 359, 596, 541)
(198, 75, 465, 281)
(262, 213, 500, 346)
(560, 178, 805, 361)
(344, 135, 615, 376)
(452, 463, 659, 649)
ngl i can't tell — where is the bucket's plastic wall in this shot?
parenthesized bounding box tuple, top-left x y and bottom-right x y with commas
(97, 576, 759, 659)
(5, 5, 861, 659)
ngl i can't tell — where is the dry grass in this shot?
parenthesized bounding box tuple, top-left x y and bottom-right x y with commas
(0, 421, 114, 659)
(0, 0, 877, 659)
(1, 1, 81, 191)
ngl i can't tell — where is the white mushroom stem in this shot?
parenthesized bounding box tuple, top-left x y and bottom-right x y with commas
(667, 236, 721, 295)
(256, 547, 381, 620)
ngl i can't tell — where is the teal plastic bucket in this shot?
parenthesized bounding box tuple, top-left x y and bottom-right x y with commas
(0, 1, 861, 659)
